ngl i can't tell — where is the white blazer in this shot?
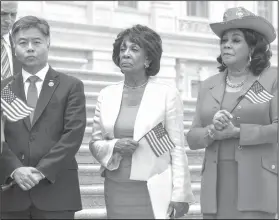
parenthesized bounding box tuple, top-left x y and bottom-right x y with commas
(89, 78, 195, 218)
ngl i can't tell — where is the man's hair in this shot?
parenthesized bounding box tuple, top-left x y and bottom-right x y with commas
(11, 15, 50, 40)
(112, 24, 163, 76)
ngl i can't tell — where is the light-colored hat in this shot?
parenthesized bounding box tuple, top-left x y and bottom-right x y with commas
(210, 7, 276, 43)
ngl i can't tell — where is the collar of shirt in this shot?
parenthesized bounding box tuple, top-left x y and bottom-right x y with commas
(22, 64, 50, 84)
(2, 33, 11, 47)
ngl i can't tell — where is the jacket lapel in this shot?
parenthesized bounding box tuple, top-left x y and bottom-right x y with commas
(31, 67, 59, 127)
(133, 80, 163, 141)
(209, 72, 226, 109)
(10, 73, 31, 130)
(133, 82, 150, 141)
(101, 82, 124, 137)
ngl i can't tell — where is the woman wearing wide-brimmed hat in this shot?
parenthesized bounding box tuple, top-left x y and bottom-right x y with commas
(187, 7, 277, 219)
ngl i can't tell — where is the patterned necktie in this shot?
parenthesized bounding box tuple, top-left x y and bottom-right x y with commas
(27, 75, 40, 123)
(1, 37, 12, 80)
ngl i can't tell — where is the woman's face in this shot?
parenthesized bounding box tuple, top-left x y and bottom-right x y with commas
(220, 29, 250, 68)
(119, 37, 147, 74)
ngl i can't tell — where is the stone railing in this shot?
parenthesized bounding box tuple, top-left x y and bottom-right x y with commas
(177, 17, 213, 35)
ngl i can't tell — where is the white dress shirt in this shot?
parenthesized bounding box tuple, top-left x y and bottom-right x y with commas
(1, 33, 14, 76)
(22, 64, 50, 98)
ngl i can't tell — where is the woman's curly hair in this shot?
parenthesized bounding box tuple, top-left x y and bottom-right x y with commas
(112, 24, 163, 76)
(217, 28, 272, 76)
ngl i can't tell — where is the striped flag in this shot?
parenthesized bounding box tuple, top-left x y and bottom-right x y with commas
(244, 80, 274, 104)
(1, 84, 34, 122)
(144, 122, 176, 157)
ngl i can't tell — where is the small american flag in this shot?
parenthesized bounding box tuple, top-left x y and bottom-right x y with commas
(1, 84, 34, 122)
(144, 122, 176, 157)
(244, 80, 274, 104)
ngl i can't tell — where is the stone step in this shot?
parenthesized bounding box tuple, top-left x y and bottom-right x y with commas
(188, 165, 202, 183)
(49, 56, 88, 69)
(75, 204, 202, 219)
(86, 104, 96, 118)
(185, 148, 205, 165)
(183, 108, 195, 121)
(54, 67, 124, 82)
(76, 144, 204, 166)
(80, 182, 201, 210)
(183, 98, 197, 110)
(75, 208, 106, 219)
(78, 164, 104, 185)
(82, 127, 92, 144)
(85, 92, 99, 105)
(78, 164, 202, 185)
(80, 184, 105, 208)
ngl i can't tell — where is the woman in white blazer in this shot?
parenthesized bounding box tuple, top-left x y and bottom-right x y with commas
(89, 24, 195, 219)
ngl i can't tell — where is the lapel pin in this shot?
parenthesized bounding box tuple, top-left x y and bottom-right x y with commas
(48, 81, 54, 87)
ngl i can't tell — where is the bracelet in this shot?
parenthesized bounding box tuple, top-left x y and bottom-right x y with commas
(207, 128, 215, 139)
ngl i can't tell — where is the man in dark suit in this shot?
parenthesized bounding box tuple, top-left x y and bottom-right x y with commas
(0, 16, 86, 219)
(1, 1, 22, 80)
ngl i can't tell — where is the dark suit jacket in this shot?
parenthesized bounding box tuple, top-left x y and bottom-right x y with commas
(187, 68, 277, 214)
(0, 67, 86, 212)
(9, 34, 22, 76)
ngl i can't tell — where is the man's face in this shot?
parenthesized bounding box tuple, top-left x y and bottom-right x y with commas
(1, 1, 18, 36)
(13, 27, 49, 73)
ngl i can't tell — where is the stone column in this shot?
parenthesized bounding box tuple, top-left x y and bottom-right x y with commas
(90, 1, 113, 26)
(150, 1, 175, 32)
(175, 59, 187, 99)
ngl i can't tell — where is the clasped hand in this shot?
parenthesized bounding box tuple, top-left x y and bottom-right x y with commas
(166, 201, 189, 219)
(114, 138, 139, 155)
(13, 167, 44, 191)
(210, 110, 239, 140)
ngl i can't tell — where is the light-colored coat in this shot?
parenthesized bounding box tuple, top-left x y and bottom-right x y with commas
(187, 68, 278, 214)
(89, 78, 195, 218)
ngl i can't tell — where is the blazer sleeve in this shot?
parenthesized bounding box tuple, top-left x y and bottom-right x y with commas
(186, 83, 212, 150)
(36, 80, 87, 183)
(89, 90, 122, 171)
(0, 142, 23, 184)
(165, 87, 195, 203)
(239, 77, 278, 145)
(1, 112, 24, 183)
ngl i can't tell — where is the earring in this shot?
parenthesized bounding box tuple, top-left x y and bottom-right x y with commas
(248, 55, 251, 64)
(144, 63, 149, 69)
(265, 45, 270, 52)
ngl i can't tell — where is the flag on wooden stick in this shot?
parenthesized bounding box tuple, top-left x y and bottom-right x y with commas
(244, 80, 274, 104)
(1, 84, 34, 122)
(144, 122, 176, 157)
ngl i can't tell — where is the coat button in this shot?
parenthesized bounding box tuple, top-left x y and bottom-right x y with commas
(237, 106, 242, 110)
(238, 146, 242, 150)
(271, 165, 276, 170)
